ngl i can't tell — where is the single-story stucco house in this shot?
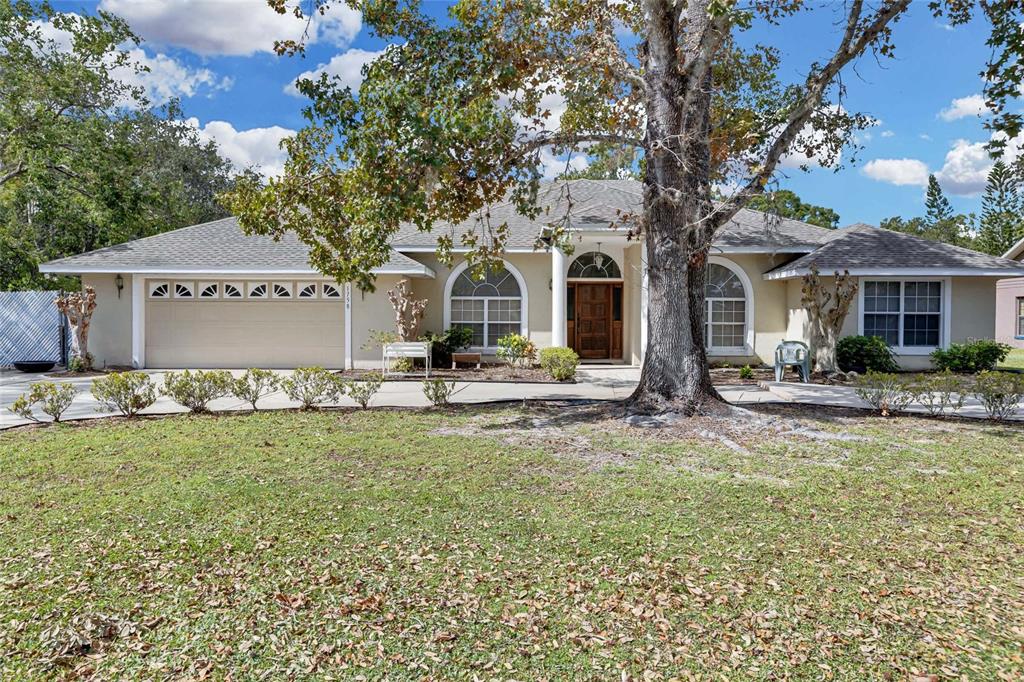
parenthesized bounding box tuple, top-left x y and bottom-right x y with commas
(996, 235, 1024, 348)
(39, 179, 1024, 370)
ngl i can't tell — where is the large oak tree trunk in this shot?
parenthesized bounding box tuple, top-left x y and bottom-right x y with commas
(627, 10, 721, 413)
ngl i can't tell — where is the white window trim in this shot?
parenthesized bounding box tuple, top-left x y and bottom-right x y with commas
(443, 260, 529, 352)
(321, 282, 342, 298)
(857, 277, 952, 355)
(1017, 297, 1024, 339)
(706, 256, 754, 356)
(271, 282, 293, 299)
(247, 282, 269, 299)
(297, 283, 318, 298)
(567, 251, 624, 280)
(198, 281, 220, 299)
(173, 281, 195, 299)
(148, 281, 169, 299)
(222, 281, 244, 298)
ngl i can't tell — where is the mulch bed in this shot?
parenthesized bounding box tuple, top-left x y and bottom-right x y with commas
(336, 364, 567, 383)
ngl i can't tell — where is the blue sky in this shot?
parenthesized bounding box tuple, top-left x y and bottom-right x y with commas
(58, 1, 1014, 227)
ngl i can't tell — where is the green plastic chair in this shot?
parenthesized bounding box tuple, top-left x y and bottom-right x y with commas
(774, 341, 810, 382)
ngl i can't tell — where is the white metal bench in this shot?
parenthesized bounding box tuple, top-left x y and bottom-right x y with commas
(382, 341, 432, 377)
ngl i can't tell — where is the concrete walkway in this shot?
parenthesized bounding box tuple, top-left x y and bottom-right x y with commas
(4, 367, 1020, 429)
(0, 366, 787, 430)
(759, 380, 1024, 422)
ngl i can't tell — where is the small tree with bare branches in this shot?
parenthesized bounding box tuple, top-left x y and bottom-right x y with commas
(801, 265, 858, 375)
(54, 286, 97, 372)
(387, 280, 427, 342)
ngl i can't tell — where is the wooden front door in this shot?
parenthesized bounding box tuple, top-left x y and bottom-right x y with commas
(575, 283, 611, 359)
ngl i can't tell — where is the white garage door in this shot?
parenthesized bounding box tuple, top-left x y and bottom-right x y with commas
(145, 280, 346, 368)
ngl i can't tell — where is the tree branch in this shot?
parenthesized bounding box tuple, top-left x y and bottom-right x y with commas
(519, 131, 644, 153)
(713, 0, 909, 227)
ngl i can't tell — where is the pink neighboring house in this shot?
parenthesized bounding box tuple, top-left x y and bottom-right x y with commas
(997, 236, 1024, 348)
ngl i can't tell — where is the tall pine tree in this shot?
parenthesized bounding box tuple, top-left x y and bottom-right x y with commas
(977, 160, 1024, 255)
(924, 175, 955, 226)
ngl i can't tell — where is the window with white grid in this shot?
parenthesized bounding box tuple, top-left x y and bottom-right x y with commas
(862, 280, 943, 349)
(704, 263, 747, 351)
(450, 265, 523, 348)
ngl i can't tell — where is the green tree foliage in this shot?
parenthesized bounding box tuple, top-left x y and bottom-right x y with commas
(229, 0, 1024, 409)
(0, 1, 235, 290)
(880, 175, 975, 248)
(976, 160, 1024, 255)
(745, 190, 839, 229)
(924, 174, 955, 225)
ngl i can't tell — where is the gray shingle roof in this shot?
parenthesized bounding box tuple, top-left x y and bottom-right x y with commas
(391, 179, 834, 252)
(39, 217, 434, 277)
(43, 181, 1015, 279)
(765, 224, 1024, 279)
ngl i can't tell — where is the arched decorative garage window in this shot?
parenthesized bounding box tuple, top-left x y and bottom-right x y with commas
(568, 251, 622, 279)
(705, 259, 752, 353)
(445, 261, 528, 349)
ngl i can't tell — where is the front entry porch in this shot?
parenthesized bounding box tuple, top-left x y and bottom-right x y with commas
(566, 282, 623, 360)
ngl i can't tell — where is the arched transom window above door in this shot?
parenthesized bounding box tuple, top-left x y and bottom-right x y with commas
(568, 251, 622, 279)
(704, 261, 752, 352)
(446, 261, 528, 349)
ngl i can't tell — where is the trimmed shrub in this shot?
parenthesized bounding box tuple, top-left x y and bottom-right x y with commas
(930, 339, 1011, 373)
(68, 353, 94, 374)
(837, 335, 898, 374)
(163, 370, 233, 413)
(907, 370, 966, 417)
(8, 382, 77, 423)
(91, 372, 158, 418)
(346, 372, 384, 409)
(282, 367, 342, 410)
(232, 368, 281, 411)
(422, 326, 474, 367)
(973, 371, 1024, 421)
(738, 364, 755, 380)
(496, 333, 536, 370)
(422, 378, 456, 407)
(538, 347, 579, 382)
(854, 372, 913, 416)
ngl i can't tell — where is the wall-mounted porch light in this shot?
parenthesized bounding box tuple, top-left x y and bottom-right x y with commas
(115, 274, 124, 298)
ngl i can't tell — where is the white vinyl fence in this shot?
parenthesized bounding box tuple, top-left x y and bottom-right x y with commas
(0, 291, 67, 367)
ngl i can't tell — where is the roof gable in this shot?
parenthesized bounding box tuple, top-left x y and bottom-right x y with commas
(765, 224, 1024, 279)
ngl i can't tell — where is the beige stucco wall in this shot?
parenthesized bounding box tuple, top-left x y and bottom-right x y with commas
(624, 244, 643, 365)
(146, 279, 346, 368)
(351, 275, 404, 368)
(402, 252, 553, 358)
(701, 253, 791, 366)
(831, 275, 999, 371)
(81, 273, 133, 368)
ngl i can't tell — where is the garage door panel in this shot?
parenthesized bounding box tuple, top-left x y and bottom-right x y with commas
(146, 298, 345, 368)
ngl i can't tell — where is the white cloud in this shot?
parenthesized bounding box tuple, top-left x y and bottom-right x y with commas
(33, 15, 230, 107)
(933, 134, 1024, 195)
(187, 118, 295, 178)
(880, 130, 895, 138)
(919, 133, 932, 141)
(284, 48, 384, 97)
(99, 0, 361, 56)
(117, 48, 232, 106)
(938, 94, 986, 122)
(539, 150, 588, 180)
(861, 158, 930, 186)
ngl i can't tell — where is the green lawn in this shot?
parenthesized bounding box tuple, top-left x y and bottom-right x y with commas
(1000, 347, 1024, 370)
(1, 406, 1022, 680)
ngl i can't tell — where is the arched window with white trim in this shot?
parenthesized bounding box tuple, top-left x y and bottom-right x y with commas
(704, 260, 751, 352)
(445, 261, 527, 349)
